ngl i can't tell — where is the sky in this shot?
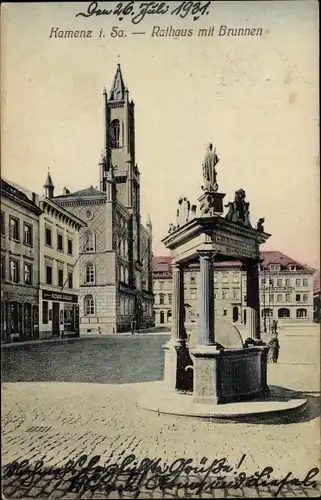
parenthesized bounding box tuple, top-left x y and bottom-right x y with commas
(1, 1, 319, 269)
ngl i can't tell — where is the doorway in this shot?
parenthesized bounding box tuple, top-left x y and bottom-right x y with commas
(233, 306, 239, 323)
(52, 302, 60, 337)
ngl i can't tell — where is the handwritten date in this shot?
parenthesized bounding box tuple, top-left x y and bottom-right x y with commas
(76, 1, 211, 25)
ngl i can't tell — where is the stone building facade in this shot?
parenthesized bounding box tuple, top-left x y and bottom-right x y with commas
(153, 250, 315, 328)
(1, 179, 42, 342)
(37, 178, 86, 339)
(54, 65, 154, 333)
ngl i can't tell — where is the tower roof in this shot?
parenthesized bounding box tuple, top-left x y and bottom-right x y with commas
(109, 63, 126, 101)
(44, 169, 54, 189)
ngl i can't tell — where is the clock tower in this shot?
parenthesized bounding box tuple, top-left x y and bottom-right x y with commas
(100, 64, 141, 290)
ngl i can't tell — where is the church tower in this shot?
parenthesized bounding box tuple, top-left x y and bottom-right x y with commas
(100, 64, 141, 279)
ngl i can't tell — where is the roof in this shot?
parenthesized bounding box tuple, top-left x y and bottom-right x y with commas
(0, 179, 42, 215)
(44, 171, 54, 188)
(153, 251, 315, 275)
(54, 185, 106, 200)
(109, 64, 126, 101)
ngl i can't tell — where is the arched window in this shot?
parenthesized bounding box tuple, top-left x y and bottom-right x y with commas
(278, 308, 290, 318)
(160, 311, 165, 324)
(85, 263, 95, 283)
(84, 295, 94, 316)
(167, 310, 172, 323)
(110, 120, 121, 148)
(262, 308, 273, 318)
(297, 308, 307, 318)
(84, 230, 95, 252)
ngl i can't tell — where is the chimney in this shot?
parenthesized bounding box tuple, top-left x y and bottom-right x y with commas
(63, 187, 70, 196)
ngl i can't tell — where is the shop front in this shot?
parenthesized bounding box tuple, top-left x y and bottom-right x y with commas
(1, 288, 39, 343)
(40, 290, 80, 339)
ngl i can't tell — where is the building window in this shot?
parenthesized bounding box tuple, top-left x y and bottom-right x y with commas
(285, 278, 291, 287)
(168, 294, 172, 305)
(278, 308, 290, 318)
(1, 255, 5, 281)
(190, 291, 197, 300)
(68, 272, 73, 289)
(232, 289, 239, 299)
(159, 281, 164, 290)
(1, 212, 5, 236)
(42, 301, 49, 324)
(261, 278, 266, 285)
(45, 227, 52, 247)
(222, 289, 228, 299)
(84, 231, 95, 252)
(277, 279, 282, 287)
(303, 278, 308, 287)
(289, 265, 296, 271)
(85, 263, 95, 283)
(262, 308, 273, 318)
(57, 232, 63, 252)
(269, 279, 274, 287)
(159, 293, 165, 305)
(232, 273, 239, 283)
(303, 293, 308, 302)
(190, 275, 196, 285)
(296, 308, 307, 318)
(222, 273, 229, 284)
(269, 294, 273, 302)
(110, 119, 121, 148)
(9, 216, 20, 241)
(67, 239, 73, 255)
(214, 275, 218, 283)
(23, 223, 33, 246)
(296, 278, 301, 287)
(9, 259, 19, 283)
(24, 263, 32, 285)
(296, 294, 301, 302)
(285, 293, 291, 302)
(223, 308, 227, 316)
(58, 269, 64, 288)
(46, 265, 52, 285)
(84, 295, 95, 315)
(277, 294, 282, 302)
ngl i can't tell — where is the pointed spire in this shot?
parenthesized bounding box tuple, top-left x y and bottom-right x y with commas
(109, 63, 126, 101)
(44, 168, 55, 198)
(146, 214, 152, 232)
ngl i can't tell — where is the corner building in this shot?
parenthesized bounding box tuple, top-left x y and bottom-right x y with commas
(54, 65, 154, 333)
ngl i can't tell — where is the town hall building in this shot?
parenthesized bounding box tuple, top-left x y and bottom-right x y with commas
(54, 65, 154, 333)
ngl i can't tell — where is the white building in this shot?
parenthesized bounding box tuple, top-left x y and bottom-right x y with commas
(153, 250, 315, 328)
(37, 173, 87, 339)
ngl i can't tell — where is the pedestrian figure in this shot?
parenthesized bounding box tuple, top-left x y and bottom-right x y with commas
(274, 320, 278, 334)
(268, 335, 280, 363)
(131, 319, 136, 335)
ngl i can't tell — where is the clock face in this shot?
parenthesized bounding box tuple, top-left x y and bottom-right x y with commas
(86, 209, 93, 220)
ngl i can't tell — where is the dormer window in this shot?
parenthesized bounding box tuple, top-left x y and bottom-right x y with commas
(288, 265, 297, 271)
(269, 264, 280, 272)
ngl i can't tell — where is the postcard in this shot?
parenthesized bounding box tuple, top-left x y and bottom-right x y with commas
(1, 1, 320, 498)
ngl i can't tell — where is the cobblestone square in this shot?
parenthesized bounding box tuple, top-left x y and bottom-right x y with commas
(2, 328, 320, 498)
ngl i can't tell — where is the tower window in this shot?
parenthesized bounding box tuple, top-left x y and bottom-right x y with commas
(110, 120, 121, 148)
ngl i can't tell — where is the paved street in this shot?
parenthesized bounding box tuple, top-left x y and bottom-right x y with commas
(2, 328, 320, 498)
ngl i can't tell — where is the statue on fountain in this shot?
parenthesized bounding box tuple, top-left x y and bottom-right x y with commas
(202, 143, 220, 193)
(225, 189, 252, 227)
